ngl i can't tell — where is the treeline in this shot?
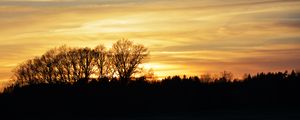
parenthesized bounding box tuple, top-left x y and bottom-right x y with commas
(4, 69, 300, 93)
(2, 70, 300, 115)
(4, 38, 300, 94)
(1, 40, 300, 118)
(1, 37, 300, 118)
(11, 39, 148, 86)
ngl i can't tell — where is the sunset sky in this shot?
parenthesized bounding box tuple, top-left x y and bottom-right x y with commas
(1, 0, 300, 90)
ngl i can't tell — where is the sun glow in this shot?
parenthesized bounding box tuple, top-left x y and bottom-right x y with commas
(139, 63, 192, 79)
(141, 63, 161, 70)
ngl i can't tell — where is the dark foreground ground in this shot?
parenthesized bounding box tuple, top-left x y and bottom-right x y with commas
(3, 108, 297, 120)
(1, 86, 300, 120)
(1, 72, 300, 120)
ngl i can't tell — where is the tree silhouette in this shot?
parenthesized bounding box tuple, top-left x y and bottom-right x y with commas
(219, 71, 233, 82)
(77, 47, 94, 83)
(3, 56, 300, 119)
(110, 39, 149, 84)
(0, 39, 300, 116)
(94, 44, 113, 79)
(11, 39, 149, 86)
(3, 39, 300, 119)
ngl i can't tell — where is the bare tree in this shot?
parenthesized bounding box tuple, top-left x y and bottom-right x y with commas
(200, 73, 213, 83)
(219, 71, 233, 82)
(78, 47, 94, 81)
(143, 68, 157, 81)
(94, 45, 109, 79)
(67, 49, 80, 82)
(12, 62, 29, 86)
(12, 40, 149, 86)
(110, 39, 149, 83)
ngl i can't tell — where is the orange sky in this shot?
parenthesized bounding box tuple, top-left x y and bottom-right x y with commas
(1, 0, 300, 90)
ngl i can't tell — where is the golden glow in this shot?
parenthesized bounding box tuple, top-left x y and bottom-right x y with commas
(1, 0, 300, 91)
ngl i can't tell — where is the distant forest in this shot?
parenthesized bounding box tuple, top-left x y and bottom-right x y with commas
(1, 40, 300, 118)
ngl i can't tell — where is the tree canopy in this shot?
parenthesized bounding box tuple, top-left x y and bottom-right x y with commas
(12, 39, 149, 86)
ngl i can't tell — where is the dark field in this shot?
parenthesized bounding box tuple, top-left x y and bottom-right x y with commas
(1, 71, 300, 119)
